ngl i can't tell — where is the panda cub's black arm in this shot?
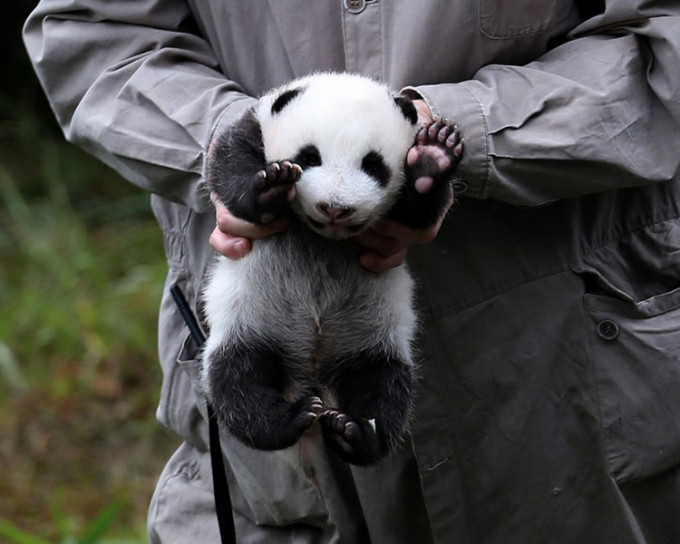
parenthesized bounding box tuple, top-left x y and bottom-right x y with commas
(207, 109, 301, 224)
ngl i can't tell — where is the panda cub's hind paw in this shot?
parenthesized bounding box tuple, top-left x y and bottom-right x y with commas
(289, 394, 325, 432)
(253, 160, 301, 223)
(319, 409, 382, 466)
(406, 119, 463, 194)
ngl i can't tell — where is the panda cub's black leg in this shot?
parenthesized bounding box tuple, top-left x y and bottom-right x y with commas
(206, 340, 324, 451)
(389, 119, 464, 229)
(207, 109, 302, 224)
(319, 350, 413, 465)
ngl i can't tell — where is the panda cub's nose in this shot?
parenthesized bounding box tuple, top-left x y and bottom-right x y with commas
(316, 203, 356, 222)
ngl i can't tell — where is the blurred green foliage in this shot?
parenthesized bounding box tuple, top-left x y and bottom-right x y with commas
(0, 501, 128, 544)
(1, 1, 179, 541)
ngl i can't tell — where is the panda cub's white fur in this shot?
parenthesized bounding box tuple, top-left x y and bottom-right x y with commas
(203, 72, 461, 468)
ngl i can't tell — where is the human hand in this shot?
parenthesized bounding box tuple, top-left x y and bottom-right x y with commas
(354, 193, 453, 273)
(209, 193, 288, 258)
(412, 98, 434, 126)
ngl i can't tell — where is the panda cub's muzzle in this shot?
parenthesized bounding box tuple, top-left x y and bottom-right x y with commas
(306, 201, 367, 238)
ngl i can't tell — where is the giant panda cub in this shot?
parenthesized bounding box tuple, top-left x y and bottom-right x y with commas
(203, 72, 462, 468)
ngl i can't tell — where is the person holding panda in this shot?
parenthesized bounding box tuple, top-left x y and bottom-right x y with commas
(24, 1, 680, 543)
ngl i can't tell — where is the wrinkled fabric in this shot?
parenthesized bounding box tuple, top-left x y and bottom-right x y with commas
(23, 1, 680, 542)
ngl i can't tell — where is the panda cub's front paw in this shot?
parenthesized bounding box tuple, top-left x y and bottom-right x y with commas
(388, 119, 464, 229)
(405, 119, 463, 194)
(253, 160, 302, 224)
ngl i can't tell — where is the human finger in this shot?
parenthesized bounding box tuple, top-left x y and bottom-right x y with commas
(212, 192, 288, 239)
(209, 228, 252, 259)
(359, 247, 409, 273)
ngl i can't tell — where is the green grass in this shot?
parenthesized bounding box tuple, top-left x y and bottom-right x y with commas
(0, 96, 179, 541)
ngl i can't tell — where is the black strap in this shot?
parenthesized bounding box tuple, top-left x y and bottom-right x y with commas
(170, 284, 237, 544)
(208, 403, 237, 544)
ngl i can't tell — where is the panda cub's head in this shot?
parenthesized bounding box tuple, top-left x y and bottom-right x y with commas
(256, 73, 418, 239)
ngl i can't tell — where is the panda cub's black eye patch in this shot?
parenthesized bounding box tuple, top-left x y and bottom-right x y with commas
(294, 145, 322, 169)
(361, 151, 391, 187)
(271, 87, 304, 115)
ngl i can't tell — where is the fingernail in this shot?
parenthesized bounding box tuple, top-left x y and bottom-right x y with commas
(234, 240, 248, 257)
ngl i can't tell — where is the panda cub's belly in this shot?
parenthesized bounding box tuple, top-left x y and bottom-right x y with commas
(203, 225, 414, 370)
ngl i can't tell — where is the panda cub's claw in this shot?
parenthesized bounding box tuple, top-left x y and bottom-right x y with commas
(253, 160, 301, 223)
(294, 395, 324, 427)
(257, 161, 301, 191)
(306, 396, 325, 420)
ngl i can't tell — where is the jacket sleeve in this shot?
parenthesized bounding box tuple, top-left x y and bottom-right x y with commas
(23, 0, 255, 212)
(414, 1, 680, 206)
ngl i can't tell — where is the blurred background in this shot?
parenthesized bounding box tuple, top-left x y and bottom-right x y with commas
(1, 2, 180, 542)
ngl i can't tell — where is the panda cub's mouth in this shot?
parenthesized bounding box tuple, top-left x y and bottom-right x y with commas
(301, 199, 371, 239)
(307, 218, 366, 239)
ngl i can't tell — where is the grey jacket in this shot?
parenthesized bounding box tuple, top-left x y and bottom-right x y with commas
(24, 1, 680, 542)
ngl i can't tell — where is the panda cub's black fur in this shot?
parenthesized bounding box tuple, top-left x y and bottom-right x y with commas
(203, 73, 462, 468)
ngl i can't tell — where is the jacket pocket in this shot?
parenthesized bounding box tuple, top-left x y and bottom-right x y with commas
(477, 0, 573, 38)
(577, 219, 680, 483)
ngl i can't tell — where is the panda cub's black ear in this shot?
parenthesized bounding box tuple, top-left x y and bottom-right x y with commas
(271, 87, 306, 115)
(394, 95, 418, 125)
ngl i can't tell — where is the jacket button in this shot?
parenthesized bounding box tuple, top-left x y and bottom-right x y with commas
(452, 180, 469, 195)
(597, 319, 619, 341)
(344, 0, 367, 14)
